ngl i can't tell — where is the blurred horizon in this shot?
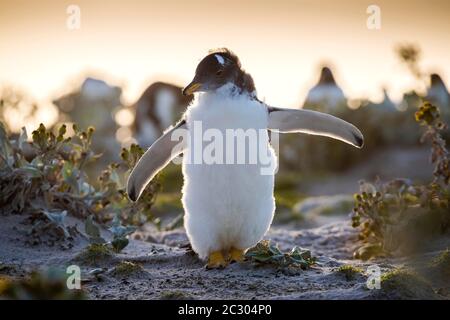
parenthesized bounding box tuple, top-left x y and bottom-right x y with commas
(1, 0, 449, 127)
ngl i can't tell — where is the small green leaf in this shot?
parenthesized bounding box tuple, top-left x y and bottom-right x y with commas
(111, 237, 129, 253)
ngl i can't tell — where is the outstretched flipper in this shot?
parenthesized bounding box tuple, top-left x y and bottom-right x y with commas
(127, 120, 188, 201)
(267, 107, 364, 148)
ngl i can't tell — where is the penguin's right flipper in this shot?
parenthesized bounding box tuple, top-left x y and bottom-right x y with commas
(127, 120, 188, 202)
(267, 107, 364, 148)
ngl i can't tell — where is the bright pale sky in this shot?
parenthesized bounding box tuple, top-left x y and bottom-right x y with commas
(0, 0, 449, 116)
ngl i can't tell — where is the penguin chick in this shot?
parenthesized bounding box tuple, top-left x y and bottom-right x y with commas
(127, 48, 364, 269)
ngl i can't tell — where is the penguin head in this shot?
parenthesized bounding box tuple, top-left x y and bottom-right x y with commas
(318, 67, 336, 85)
(430, 73, 445, 87)
(183, 48, 244, 95)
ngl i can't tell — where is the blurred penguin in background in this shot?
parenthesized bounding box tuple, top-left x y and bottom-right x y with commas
(367, 88, 397, 112)
(426, 73, 450, 122)
(132, 82, 194, 147)
(303, 66, 347, 113)
(53, 77, 122, 163)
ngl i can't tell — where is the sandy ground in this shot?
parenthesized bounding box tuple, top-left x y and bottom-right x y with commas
(0, 213, 448, 300)
(0, 147, 448, 300)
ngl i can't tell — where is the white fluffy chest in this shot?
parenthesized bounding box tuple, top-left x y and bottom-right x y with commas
(182, 87, 275, 193)
(185, 87, 268, 131)
(183, 86, 273, 167)
(181, 88, 276, 258)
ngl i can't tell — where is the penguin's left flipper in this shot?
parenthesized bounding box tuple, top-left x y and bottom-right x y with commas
(127, 119, 188, 202)
(267, 106, 364, 148)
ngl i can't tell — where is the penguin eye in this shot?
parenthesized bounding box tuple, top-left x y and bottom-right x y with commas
(216, 70, 223, 76)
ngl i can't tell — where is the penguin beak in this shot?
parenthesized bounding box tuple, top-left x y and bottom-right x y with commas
(183, 80, 202, 96)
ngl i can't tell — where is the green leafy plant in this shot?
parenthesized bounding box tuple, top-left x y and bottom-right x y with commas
(98, 143, 161, 226)
(351, 102, 450, 260)
(0, 121, 160, 251)
(1, 122, 100, 217)
(109, 215, 137, 252)
(415, 102, 450, 185)
(245, 240, 315, 269)
(83, 213, 137, 253)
